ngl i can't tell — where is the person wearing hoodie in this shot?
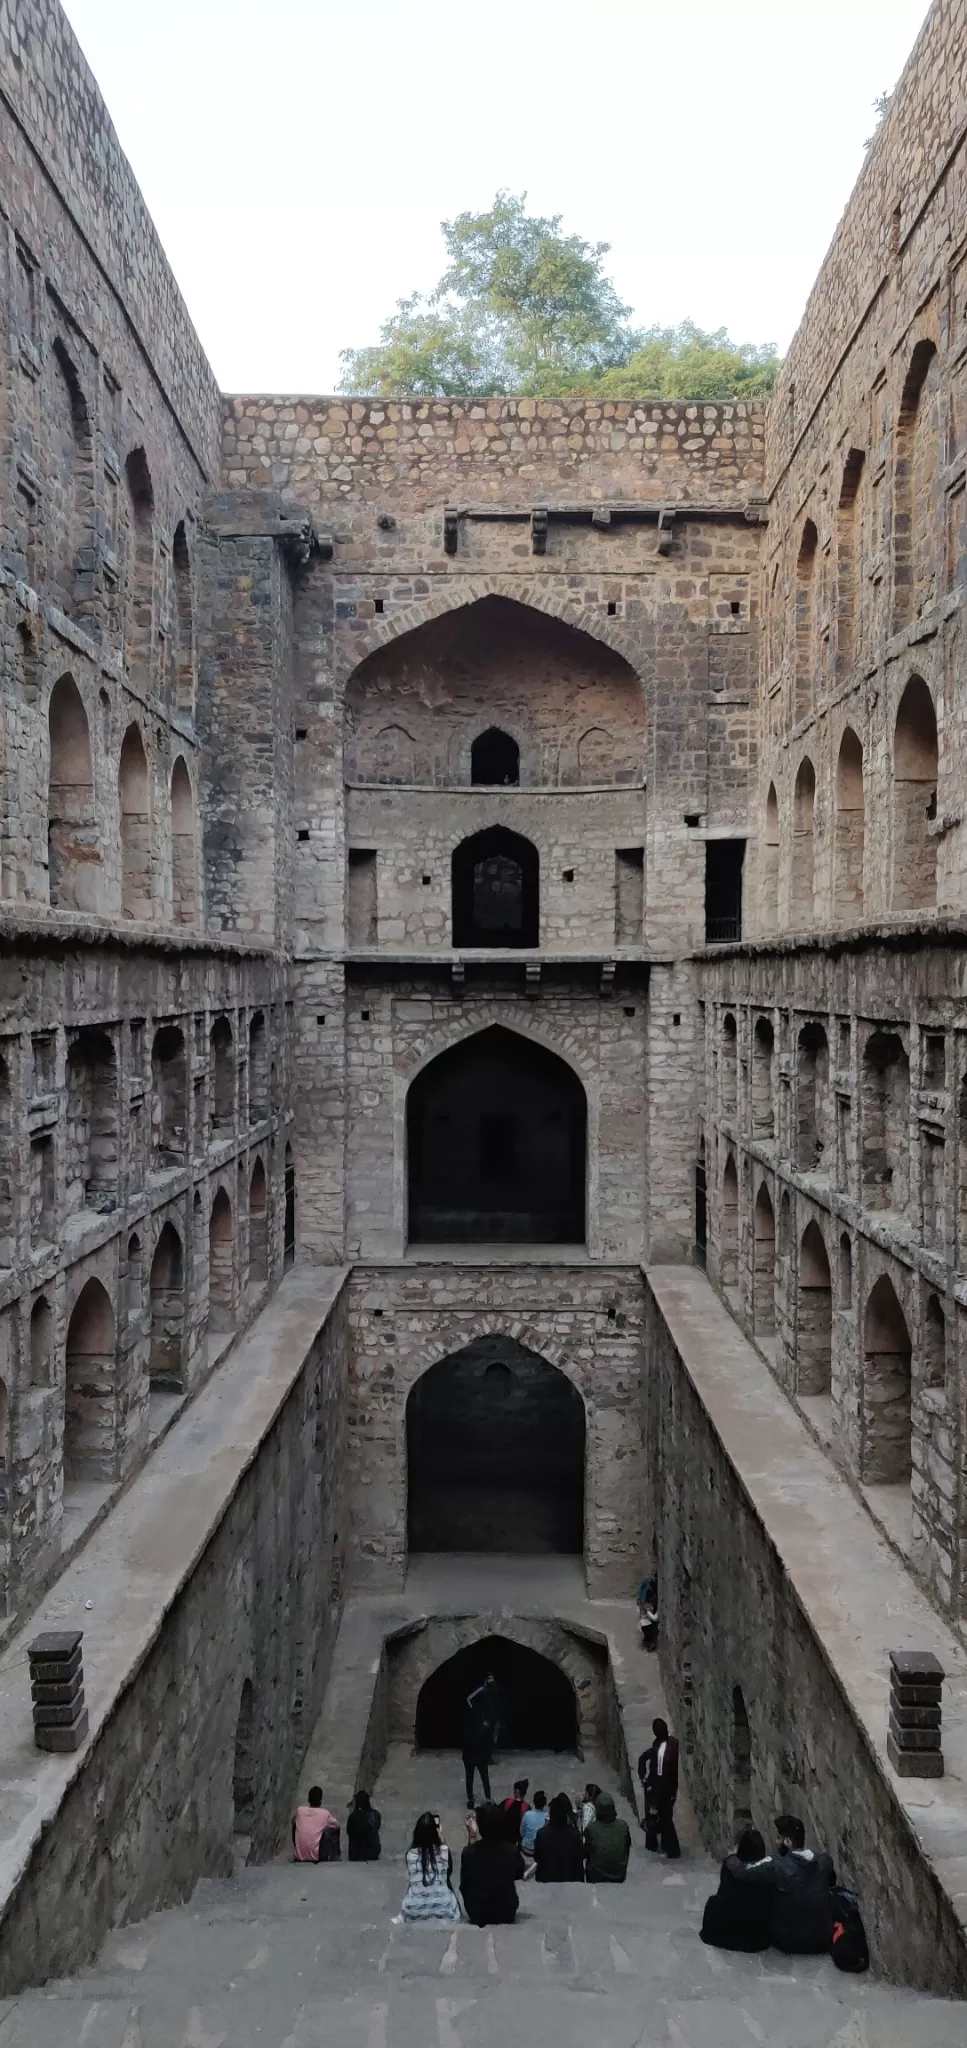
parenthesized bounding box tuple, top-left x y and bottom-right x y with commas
(771, 1814, 836, 1953)
(583, 1791, 632, 1884)
(700, 1828, 778, 1952)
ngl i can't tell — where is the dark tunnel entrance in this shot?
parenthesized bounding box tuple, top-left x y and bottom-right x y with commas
(415, 1635, 579, 1751)
(407, 1335, 586, 1554)
(406, 1025, 587, 1245)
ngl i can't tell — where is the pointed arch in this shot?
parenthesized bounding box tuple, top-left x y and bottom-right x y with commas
(894, 340, 940, 630)
(753, 1182, 776, 1335)
(48, 338, 93, 616)
(863, 1275, 912, 1484)
(834, 727, 865, 921)
(170, 756, 197, 926)
(209, 1186, 234, 1334)
(124, 448, 155, 682)
(248, 1156, 268, 1284)
(64, 1278, 116, 1482)
(149, 1221, 185, 1388)
(762, 783, 779, 934)
(471, 727, 519, 786)
(406, 1024, 586, 1246)
(48, 674, 97, 911)
(720, 1153, 739, 1290)
(836, 449, 865, 676)
(893, 676, 938, 912)
(752, 1017, 775, 1139)
(798, 1221, 832, 1395)
(791, 758, 816, 928)
(452, 827, 539, 948)
(119, 722, 151, 919)
(170, 520, 195, 711)
(795, 519, 818, 717)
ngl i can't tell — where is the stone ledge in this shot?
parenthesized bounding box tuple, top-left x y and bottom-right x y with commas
(0, 1265, 348, 1933)
(645, 1262, 967, 1969)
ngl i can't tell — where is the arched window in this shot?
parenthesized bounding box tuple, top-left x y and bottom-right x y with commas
(753, 1183, 776, 1336)
(65, 1027, 118, 1213)
(48, 674, 96, 911)
(894, 341, 940, 630)
(836, 449, 865, 676)
(149, 1221, 185, 1388)
(924, 1292, 946, 1392)
(170, 757, 197, 926)
(209, 1187, 234, 1333)
(863, 1276, 912, 1484)
(48, 340, 92, 617)
(797, 1022, 829, 1174)
(452, 827, 539, 948)
(798, 1221, 832, 1395)
(834, 728, 865, 921)
(248, 1012, 268, 1121)
(119, 722, 151, 920)
(249, 1157, 268, 1284)
(720, 1013, 738, 1120)
(30, 1296, 52, 1387)
(762, 783, 779, 935)
(577, 726, 615, 783)
(372, 725, 415, 784)
(752, 1018, 775, 1139)
(471, 727, 519, 786)
(210, 1016, 234, 1132)
(124, 448, 155, 682)
(893, 677, 938, 912)
(838, 1232, 853, 1312)
(284, 1142, 295, 1271)
(64, 1278, 116, 1482)
(862, 1030, 910, 1215)
(407, 1026, 586, 1246)
(795, 519, 818, 718)
(791, 758, 816, 928)
(151, 1025, 187, 1167)
(170, 521, 195, 711)
(720, 1154, 738, 1289)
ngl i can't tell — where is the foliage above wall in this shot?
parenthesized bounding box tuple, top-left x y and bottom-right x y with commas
(339, 191, 781, 401)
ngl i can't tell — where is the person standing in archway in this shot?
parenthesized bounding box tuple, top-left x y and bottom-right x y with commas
(462, 1672, 500, 1808)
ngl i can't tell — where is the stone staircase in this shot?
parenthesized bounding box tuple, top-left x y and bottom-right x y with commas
(1, 1744, 964, 2045)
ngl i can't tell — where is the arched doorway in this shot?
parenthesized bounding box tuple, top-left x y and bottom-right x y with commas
(415, 1635, 578, 1751)
(406, 1336, 585, 1555)
(407, 1026, 586, 1245)
(452, 826, 539, 947)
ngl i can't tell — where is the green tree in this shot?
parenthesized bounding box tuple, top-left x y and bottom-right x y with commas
(592, 323, 781, 401)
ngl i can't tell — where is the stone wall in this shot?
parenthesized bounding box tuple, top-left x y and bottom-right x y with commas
(0, 1272, 349, 1997)
(346, 1263, 645, 1596)
(645, 1269, 967, 1996)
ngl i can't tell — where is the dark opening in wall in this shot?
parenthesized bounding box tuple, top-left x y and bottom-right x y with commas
(452, 828, 538, 948)
(348, 848, 378, 945)
(414, 1634, 578, 1750)
(470, 727, 520, 787)
(407, 1334, 585, 1555)
(704, 840, 744, 944)
(694, 1142, 707, 1267)
(407, 1025, 586, 1244)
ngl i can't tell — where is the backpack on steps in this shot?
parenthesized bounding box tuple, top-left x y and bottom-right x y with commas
(829, 1887, 869, 1973)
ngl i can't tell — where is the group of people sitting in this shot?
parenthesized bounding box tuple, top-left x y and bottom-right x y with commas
(701, 1814, 860, 1961)
(292, 1785, 382, 1863)
(398, 1778, 634, 1926)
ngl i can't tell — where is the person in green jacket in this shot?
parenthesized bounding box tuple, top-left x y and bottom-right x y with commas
(584, 1792, 632, 1883)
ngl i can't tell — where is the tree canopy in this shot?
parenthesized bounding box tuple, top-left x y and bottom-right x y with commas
(339, 192, 781, 401)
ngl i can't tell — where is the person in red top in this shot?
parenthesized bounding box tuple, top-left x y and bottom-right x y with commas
(292, 1784, 339, 1861)
(499, 1778, 530, 1841)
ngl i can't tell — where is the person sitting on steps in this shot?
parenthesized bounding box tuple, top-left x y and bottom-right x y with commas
(579, 1782, 601, 1834)
(399, 1812, 460, 1923)
(700, 1827, 778, 1952)
(771, 1814, 836, 1954)
(520, 1789, 548, 1858)
(460, 1801, 525, 1926)
(584, 1791, 632, 1885)
(500, 1778, 530, 1840)
(292, 1784, 339, 1863)
(346, 1789, 382, 1862)
(532, 1793, 585, 1882)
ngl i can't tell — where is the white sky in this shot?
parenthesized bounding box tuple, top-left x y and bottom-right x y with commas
(60, 0, 930, 395)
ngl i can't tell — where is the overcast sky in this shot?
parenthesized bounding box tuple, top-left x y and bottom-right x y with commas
(60, 0, 930, 396)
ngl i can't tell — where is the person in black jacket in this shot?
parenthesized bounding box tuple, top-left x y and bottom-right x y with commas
(346, 1789, 382, 1861)
(700, 1829, 778, 1952)
(532, 1793, 585, 1883)
(460, 1802, 524, 1925)
(638, 1718, 681, 1858)
(771, 1814, 836, 1953)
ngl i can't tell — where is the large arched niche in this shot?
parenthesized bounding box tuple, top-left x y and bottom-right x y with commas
(414, 1634, 579, 1751)
(406, 1024, 587, 1244)
(406, 1334, 586, 1556)
(345, 594, 644, 787)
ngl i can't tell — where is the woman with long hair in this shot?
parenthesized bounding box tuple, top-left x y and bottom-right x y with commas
(398, 1811, 461, 1922)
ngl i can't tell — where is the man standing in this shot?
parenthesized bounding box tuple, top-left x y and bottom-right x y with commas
(638, 1717, 681, 1859)
(462, 1672, 500, 1808)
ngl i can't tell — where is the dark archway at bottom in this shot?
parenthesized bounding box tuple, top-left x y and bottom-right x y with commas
(415, 1635, 578, 1751)
(407, 1335, 585, 1554)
